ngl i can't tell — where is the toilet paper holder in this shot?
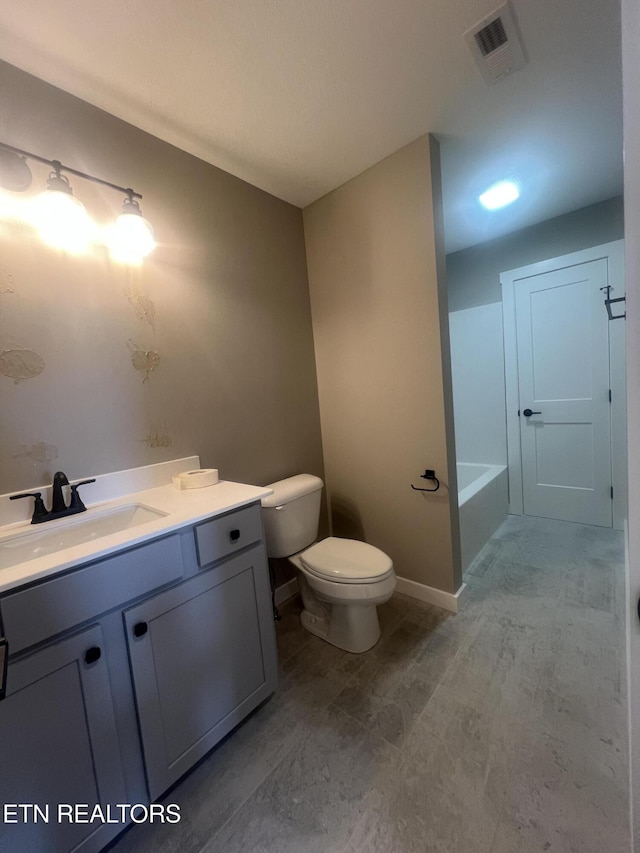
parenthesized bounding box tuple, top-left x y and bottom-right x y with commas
(411, 469, 440, 492)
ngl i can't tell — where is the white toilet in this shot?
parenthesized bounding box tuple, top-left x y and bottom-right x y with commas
(261, 474, 396, 653)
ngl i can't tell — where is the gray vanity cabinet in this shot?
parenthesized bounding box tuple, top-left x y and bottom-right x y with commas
(0, 500, 278, 851)
(125, 543, 277, 800)
(0, 625, 126, 853)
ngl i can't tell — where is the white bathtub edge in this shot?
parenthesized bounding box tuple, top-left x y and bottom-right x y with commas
(458, 463, 507, 507)
(395, 576, 467, 614)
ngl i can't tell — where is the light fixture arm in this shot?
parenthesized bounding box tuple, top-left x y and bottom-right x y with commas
(0, 140, 143, 200)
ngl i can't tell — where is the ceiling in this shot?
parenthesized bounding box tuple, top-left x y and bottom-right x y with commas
(0, 0, 623, 253)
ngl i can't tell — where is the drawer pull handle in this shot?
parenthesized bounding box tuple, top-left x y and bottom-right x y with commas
(134, 621, 148, 638)
(230, 529, 241, 542)
(85, 646, 101, 665)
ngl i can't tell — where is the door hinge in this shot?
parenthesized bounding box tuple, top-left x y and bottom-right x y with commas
(611, 486, 614, 500)
(609, 389, 612, 403)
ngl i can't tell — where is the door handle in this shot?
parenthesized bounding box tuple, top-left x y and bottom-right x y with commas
(84, 646, 102, 665)
(133, 621, 148, 638)
(523, 408, 542, 417)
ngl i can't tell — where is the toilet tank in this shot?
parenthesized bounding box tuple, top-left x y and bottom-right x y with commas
(261, 474, 323, 558)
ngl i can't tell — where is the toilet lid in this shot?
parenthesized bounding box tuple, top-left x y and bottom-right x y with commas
(300, 537, 393, 583)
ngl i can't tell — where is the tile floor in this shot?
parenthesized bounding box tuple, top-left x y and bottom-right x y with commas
(110, 515, 630, 853)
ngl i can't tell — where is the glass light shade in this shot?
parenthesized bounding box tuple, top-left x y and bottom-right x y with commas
(0, 190, 19, 221)
(479, 179, 520, 210)
(0, 150, 32, 192)
(108, 212, 156, 263)
(30, 189, 94, 252)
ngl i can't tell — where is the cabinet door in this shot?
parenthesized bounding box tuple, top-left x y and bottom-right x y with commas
(125, 545, 277, 800)
(0, 626, 126, 853)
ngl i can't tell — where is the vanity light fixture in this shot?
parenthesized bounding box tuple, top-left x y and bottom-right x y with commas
(0, 147, 32, 191)
(0, 140, 155, 262)
(31, 162, 95, 253)
(107, 190, 156, 263)
(479, 179, 520, 210)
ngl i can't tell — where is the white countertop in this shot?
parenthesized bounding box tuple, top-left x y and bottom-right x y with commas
(0, 460, 273, 594)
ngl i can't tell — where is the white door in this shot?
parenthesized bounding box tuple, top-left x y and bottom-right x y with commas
(513, 258, 612, 526)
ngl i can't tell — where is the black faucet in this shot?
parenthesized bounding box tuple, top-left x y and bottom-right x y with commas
(51, 471, 69, 513)
(10, 471, 96, 524)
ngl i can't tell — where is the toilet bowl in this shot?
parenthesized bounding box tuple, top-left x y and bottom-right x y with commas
(261, 475, 396, 653)
(292, 538, 396, 652)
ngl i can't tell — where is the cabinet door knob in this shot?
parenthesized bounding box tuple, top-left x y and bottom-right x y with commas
(85, 646, 102, 665)
(133, 621, 148, 638)
(229, 529, 241, 542)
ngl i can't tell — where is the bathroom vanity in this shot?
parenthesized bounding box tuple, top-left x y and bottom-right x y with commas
(0, 460, 278, 853)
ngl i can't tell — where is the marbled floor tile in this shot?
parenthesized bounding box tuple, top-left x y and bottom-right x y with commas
(389, 594, 454, 633)
(490, 816, 557, 853)
(342, 710, 511, 853)
(491, 517, 603, 574)
(495, 712, 630, 853)
(473, 557, 566, 602)
(203, 704, 397, 853)
(331, 660, 438, 750)
(458, 609, 551, 677)
(424, 655, 537, 741)
(331, 622, 460, 748)
(426, 693, 524, 804)
(454, 575, 509, 630)
(277, 650, 354, 713)
(529, 682, 628, 781)
(572, 519, 625, 557)
(464, 563, 564, 633)
(280, 631, 352, 678)
(399, 594, 475, 646)
(543, 607, 625, 705)
(560, 558, 624, 617)
(464, 537, 519, 580)
(108, 688, 319, 853)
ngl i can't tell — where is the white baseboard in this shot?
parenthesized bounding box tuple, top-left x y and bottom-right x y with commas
(395, 576, 467, 614)
(274, 576, 299, 607)
(275, 573, 467, 614)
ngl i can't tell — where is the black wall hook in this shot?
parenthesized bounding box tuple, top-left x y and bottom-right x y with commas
(411, 469, 440, 492)
(601, 285, 626, 320)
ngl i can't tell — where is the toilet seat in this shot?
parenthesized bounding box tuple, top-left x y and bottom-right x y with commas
(300, 537, 393, 584)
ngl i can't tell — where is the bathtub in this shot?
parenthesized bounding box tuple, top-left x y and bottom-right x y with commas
(457, 463, 508, 573)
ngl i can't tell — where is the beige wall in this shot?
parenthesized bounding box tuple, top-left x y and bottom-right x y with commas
(303, 135, 461, 594)
(0, 61, 324, 509)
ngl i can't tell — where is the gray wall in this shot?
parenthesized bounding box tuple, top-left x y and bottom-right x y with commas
(447, 196, 624, 312)
(0, 61, 325, 508)
(304, 136, 461, 595)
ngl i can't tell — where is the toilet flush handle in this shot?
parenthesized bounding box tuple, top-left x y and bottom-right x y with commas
(274, 505, 284, 511)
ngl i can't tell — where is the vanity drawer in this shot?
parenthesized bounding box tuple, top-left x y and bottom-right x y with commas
(1, 534, 184, 655)
(194, 503, 263, 567)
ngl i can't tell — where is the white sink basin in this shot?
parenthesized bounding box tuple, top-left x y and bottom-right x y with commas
(0, 503, 168, 570)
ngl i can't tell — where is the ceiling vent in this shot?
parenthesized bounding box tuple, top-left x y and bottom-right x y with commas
(464, 2, 527, 84)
